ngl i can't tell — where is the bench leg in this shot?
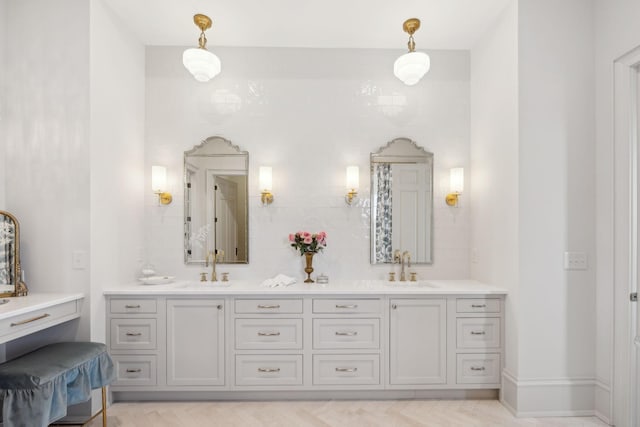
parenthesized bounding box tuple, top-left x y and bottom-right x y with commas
(101, 386, 107, 427)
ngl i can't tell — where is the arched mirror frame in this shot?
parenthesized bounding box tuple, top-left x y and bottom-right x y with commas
(370, 137, 434, 265)
(183, 136, 249, 265)
(0, 210, 28, 297)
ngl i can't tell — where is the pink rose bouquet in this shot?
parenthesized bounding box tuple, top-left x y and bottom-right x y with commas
(289, 231, 327, 255)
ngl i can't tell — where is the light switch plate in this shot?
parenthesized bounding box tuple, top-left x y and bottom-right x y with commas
(564, 251, 587, 270)
(72, 250, 88, 270)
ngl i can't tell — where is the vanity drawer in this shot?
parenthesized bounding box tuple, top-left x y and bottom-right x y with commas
(110, 298, 157, 314)
(235, 318, 303, 350)
(112, 355, 157, 387)
(456, 353, 501, 384)
(313, 318, 380, 349)
(456, 318, 501, 349)
(235, 355, 303, 386)
(456, 298, 501, 314)
(235, 299, 303, 314)
(312, 299, 382, 314)
(313, 355, 380, 386)
(0, 300, 79, 338)
(110, 318, 157, 350)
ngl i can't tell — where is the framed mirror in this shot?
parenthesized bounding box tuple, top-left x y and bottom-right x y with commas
(184, 137, 249, 265)
(0, 210, 28, 296)
(370, 138, 433, 264)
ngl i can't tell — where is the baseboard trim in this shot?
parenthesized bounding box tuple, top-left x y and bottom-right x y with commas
(501, 370, 597, 417)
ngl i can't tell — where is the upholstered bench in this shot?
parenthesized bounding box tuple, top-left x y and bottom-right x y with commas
(0, 342, 114, 427)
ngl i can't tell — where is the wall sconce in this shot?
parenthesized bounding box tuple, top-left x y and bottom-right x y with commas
(152, 165, 172, 205)
(259, 166, 274, 206)
(394, 18, 431, 86)
(183, 14, 221, 82)
(445, 167, 464, 207)
(345, 166, 359, 205)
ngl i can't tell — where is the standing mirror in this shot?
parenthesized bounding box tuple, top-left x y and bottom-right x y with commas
(370, 138, 433, 264)
(0, 210, 28, 296)
(184, 137, 249, 265)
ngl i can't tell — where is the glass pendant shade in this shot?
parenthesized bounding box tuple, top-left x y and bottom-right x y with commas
(183, 48, 221, 82)
(394, 51, 430, 86)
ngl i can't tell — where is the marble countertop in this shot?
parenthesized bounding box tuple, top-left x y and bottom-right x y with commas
(0, 293, 85, 321)
(104, 279, 507, 296)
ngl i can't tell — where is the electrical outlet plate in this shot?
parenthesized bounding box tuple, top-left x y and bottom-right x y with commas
(564, 251, 587, 270)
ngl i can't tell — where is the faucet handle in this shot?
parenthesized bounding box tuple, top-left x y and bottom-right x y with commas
(200, 272, 207, 282)
(410, 272, 417, 282)
(388, 271, 396, 282)
(221, 272, 229, 282)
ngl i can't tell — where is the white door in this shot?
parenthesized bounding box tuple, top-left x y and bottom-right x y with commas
(391, 164, 429, 261)
(214, 176, 239, 262)
(635, 63, 640, 427)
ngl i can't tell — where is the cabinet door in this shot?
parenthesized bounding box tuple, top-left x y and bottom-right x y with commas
(167, 299, 224, 386)
(389, 299, 446, 385)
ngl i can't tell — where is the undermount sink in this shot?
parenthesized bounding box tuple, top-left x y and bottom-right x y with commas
(174, 281, 232, 289)
(384, 281, 439, 288)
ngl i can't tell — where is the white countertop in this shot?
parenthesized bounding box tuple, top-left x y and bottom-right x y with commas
(104, 279, 507, 296)
(0, 293, 85, 320)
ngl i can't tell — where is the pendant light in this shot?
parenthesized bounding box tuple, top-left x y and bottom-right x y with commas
(394, 18, 430, 86)
(183, 14, 221, 82)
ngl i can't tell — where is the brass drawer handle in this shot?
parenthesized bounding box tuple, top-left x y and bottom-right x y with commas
(471, 304, 486, 308)
(126, 368, 142, 373)
(335, 331, 358, 336)
(335, 367, 358, 373)
(125, 332, 143, 337)
(470, 331, 486, 335)
(10, 313, 50, 327)
(125, 304, 141, 309)
(258, 331, 281, 336)
(335, 304, 358, 309)
(257, 304, 280, 309)
(470, 366, 486, 371)
(258, 368, 281, 373)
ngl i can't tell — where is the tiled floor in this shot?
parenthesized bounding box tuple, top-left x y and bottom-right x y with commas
(87, 400, 610, 426)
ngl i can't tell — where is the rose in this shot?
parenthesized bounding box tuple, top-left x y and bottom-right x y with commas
(289, 233, 295, 242)
(304, 236, 313, 244)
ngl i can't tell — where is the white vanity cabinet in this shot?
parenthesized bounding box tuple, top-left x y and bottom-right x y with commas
(105, 282, 505, 398)
(388, 298, 447, 386)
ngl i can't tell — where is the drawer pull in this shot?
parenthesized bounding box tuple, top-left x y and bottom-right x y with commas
(335, 331, 358, 336)
(10, 313, 50, 327)
(335, 304, 358, 309)
(335, 367, 358, 373)
(471, 304, 486, 308)
(257, 304, 280, 309)
(258, 367, 281, 373)
(470, 366, 486, 371)
(470, 331, 486, 335)
(125, 304, 141, 309)
(125, 332, 143, 337)
(257, 331, 281, 336)
(126, 368, 142, 373)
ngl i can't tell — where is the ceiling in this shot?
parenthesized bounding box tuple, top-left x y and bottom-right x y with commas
(102, 0, 512, 50)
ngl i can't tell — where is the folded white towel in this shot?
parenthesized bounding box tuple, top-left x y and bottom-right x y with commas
(260, 274, 297, 288)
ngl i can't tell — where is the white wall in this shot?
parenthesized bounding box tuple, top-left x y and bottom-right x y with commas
(470, 0, 519, 381)
(0, 0, 6, 208)
(89, 0, 145, 342)
(143, 47, 472, 283)
(4, 0, 90, 346)
(594, 1, 640, 424)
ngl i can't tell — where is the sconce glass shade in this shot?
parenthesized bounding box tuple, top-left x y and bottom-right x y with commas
(259, 166, 272, 192)
(151, 165, 167, 193)
(394, 51, 431, 86)
(183, 48, 221, 82)
(450, 167, 464, 194)
(346, 166, 359, 190)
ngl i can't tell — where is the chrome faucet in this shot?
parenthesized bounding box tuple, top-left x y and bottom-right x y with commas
(400, 251, 411, 281)
(207, 251, 217, 282)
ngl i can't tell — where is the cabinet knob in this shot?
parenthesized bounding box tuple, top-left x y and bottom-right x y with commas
(392, 304, 397, 310)
(217, 304, 223, 310)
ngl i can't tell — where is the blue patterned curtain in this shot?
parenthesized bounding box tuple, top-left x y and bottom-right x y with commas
(374, 163, 393, 262)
